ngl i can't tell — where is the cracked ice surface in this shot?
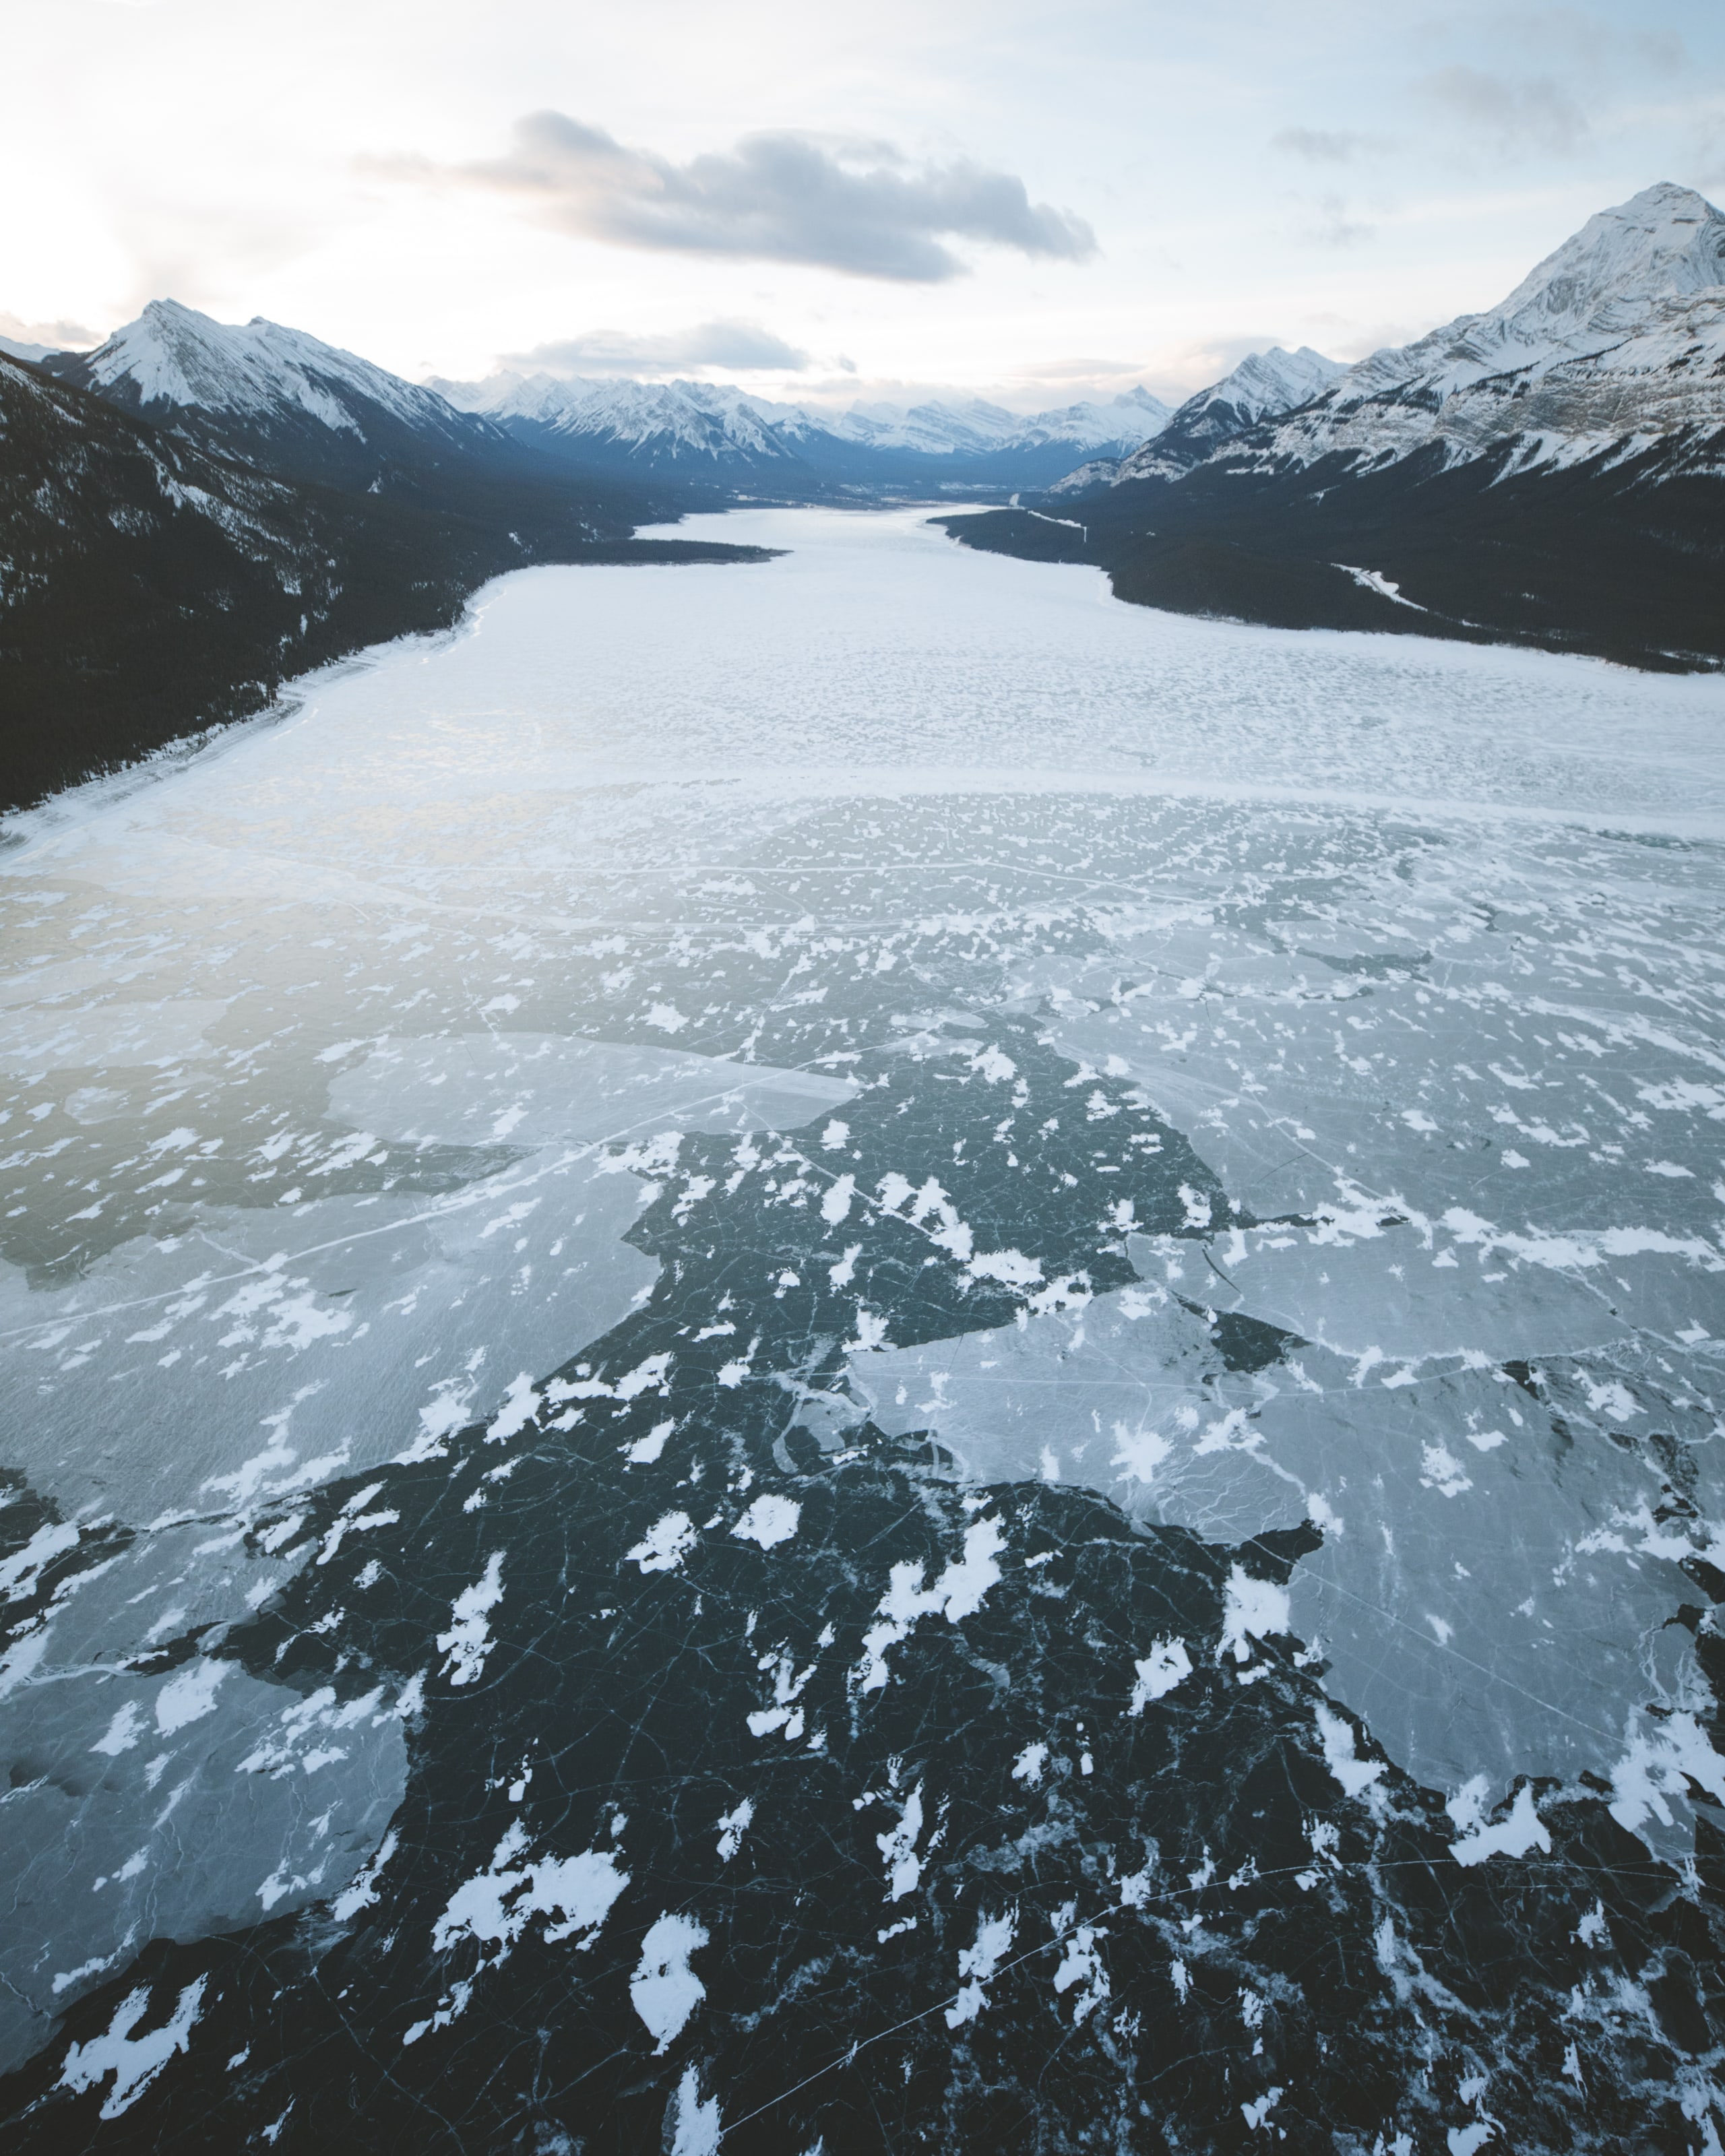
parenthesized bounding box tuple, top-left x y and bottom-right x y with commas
(3, 505, 1725, 2149)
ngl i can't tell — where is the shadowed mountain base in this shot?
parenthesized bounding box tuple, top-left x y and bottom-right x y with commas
(937, 440, 1725, 673)
(0, 356, 775, 813)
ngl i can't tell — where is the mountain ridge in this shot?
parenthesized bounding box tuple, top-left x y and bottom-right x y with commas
(1055, 182, 1725, 501)
(1057, 346, 1346, 492)
(40, 299, 573, 501)
(429, 369, 1171, 488)
(0, 343, 772, 813)
(939, 181, 1725, 671)
(9, 180, 1722, 817)
(42, 298, 1176, 498)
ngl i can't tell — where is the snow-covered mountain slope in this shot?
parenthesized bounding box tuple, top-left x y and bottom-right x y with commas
(1224, 183, 1725, 484)
(949, 186, 1725, 674)
(1087, 346, 1345, 488)
(1345, 180, 1725, 402)
(42, 300, 526, 491)
(432, 371, 1168, 486)
(821, 394, 1022, 457)
(437, 371, 810, 468)
(824, 385, 1168, 458)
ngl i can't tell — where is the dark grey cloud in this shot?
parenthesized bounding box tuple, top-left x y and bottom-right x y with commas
(505, 320, 812, 375)
(1416, 64, 1590, 155)
(458, 112, 1097, 282)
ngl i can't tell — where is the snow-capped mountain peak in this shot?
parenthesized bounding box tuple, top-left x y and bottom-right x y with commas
(1004, 385, 1172, 451)
(67, 298, 459, 437)
(428, 371, 808, 463)
(42, 299, 518, 503)
(432, 369, 1170, 478)
(1341, 182, 1725, 404)
(1488, 181, 1725, 336)
(1181, 346, 1345, 427)
(1165, 182, 1725, 494)
(1099, 345, 1344, 485)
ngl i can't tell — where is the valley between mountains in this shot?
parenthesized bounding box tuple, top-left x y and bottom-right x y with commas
(3, 180, 1723, 806)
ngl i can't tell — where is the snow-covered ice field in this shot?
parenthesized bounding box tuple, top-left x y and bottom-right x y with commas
(4, 505, 1724, 2151)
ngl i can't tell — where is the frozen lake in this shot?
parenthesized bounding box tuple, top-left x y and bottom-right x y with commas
(4, 505, 1725, 2151)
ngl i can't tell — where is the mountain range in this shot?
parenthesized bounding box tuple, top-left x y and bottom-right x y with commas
(1048, 346, 1344, 493)
(5, 180, 1722, 810)
(942, 183, 1725, 670)
(431, 372, 1170, 490)
(34, 305, 1168, 498)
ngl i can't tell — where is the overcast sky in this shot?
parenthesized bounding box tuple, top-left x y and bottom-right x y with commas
(5, 0, 1722, 408)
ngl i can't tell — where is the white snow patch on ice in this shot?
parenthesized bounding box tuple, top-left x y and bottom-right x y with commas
(854, 1517, 1005, 1692)
(945, 1907, 1017, 2027)
(627, 1511, 697, 1574)
(431, 1821, 627, 1964)
(1011, 1741, 1048, 1785)
(1130, 1638, 1193, 1711)
(154, 1657, 230, 1734)
(732, 1494, 801, 1550)
(1315, 1703, 1385, 1798)
(666, 2065, 722, 2156)
(437, 1552, 505, 1686)
(1608, 1711, 1725, 1833)
(1219, 1566, 1290, 1664)
(1447, 1779, 1550, 1866)
(59, 1978, 206, 2120)
(877, 1784, 926, 1901)
(716, 1799, 754, 1862)
(631, 1912, 709, 2052)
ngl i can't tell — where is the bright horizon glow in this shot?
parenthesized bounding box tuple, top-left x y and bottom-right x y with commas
(4, 0, 1722, 411)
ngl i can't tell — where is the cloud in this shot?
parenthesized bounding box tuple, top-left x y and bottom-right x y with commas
(449, 112, 1097, 282)
(1303, 192, 1375, 248)
(0, 308, 98, 358)
(1272, 127, 1385, 164)
(504, 320, 812, 376)
(1416, 65, 1590, 155)
(1006, 354, 1150, 383)
(1631, 30, 1685, 74)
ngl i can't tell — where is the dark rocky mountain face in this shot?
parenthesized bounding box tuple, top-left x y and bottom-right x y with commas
(939, 428, 1725, 673)
(0, 356, 765, 813)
